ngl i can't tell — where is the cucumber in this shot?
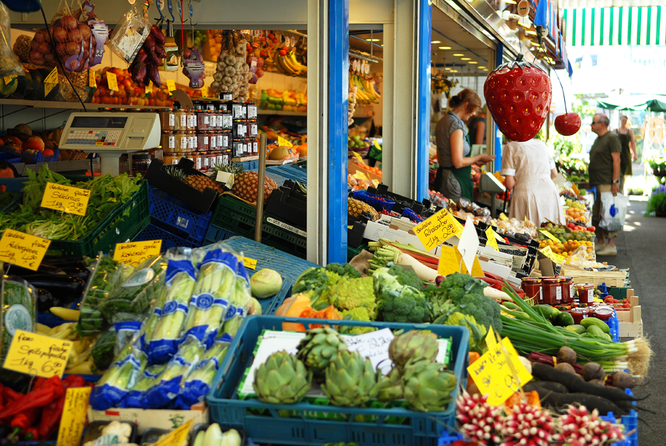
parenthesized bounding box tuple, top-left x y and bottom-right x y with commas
(554, 312, 575, 327)
(534, 304, 556, 320)
(581, 316, 610, 334)
(566, 324, 587, 334)
(585, 325, 607, 338)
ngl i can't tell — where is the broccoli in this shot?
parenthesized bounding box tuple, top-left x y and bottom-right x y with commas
(340, 307, 376, 335)
(436, 312, 487, 353)
(426, 272, 502, 336)
(326, 263, 362, 279)
(329, 276, 377, 319)
(372, 267, 431, 324)
(386, 265, 423, 290)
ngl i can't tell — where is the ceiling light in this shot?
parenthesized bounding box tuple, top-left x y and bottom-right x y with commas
(366, 38, 381, 42)
(439, 46, 452, 50)
(469, 61, 478, 64)
(461, 57, 471, 60)
(431, 40, 441, 44)
(451, 70, 458, 73)
(453, 53, 464, 57)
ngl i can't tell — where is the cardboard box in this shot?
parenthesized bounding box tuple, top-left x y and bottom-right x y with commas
(348, 160, 382, 182)
(88, 406, 208, 435)
(561, 266, 627, 287)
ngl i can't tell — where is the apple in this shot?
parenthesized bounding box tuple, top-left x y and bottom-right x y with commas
(555, 112, 581, 136)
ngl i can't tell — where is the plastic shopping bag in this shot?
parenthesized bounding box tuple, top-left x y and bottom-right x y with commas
(599, 192, 628, 232)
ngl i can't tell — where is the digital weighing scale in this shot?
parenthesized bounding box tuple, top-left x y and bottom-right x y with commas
(59, 112, 161, 176)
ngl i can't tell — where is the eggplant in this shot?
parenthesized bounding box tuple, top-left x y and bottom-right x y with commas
(150, 25, 166, 45)
(147, 64, 161, 87)
(148, 50, 160, 67)
(36, 288, 60, 313)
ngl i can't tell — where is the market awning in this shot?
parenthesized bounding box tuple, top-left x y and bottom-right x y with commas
(597, 94, 666, 111)
(563, 6, 666, 46)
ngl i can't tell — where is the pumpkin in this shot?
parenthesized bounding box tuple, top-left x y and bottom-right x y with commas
(275, 294, 342, 332)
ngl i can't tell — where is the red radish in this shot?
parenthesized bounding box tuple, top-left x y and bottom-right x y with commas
(555, 112, 582, 136)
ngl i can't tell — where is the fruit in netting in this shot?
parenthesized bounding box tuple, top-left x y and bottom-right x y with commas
(484, 55, 552, 142)
(296, 326, 348, 377)
(388, 330, 439, 371)
(253, 351, 312, 404)
(232, 171, 277, 204)
(555, 112, 582, 136)
(321, 350, 379, 406)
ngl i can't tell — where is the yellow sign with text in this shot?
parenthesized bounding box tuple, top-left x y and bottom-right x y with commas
(485, 326, 498, 350)
(145, 80, 154, 94)
(413, 209, 461, 251)
(166, 79, 177, 92)
(41, 182, 91, 216)
(539, 245, 566, 264)
(485, 227, 500, 251)
(539, 229, 560, 243)
(152, 419, 193, 446)
(4, 330, 72, 378)
(467, 337, 533, 406)
(88, 70, 97, 88)
(277, 135, 293, 147)
(438, 245, 484, 277)
(0, 229, 51, 271)
(243, 257, 257, 270)
(44, 68, 58, 97)
(57, 387, 92, 446)
(106, 71, 119, 91)
(113, 240, 163, 267)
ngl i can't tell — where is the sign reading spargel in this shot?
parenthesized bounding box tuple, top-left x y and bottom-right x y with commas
(412, 208, 460, 251)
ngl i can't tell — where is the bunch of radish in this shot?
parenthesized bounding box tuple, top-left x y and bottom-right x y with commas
(130, 25, 166, 87)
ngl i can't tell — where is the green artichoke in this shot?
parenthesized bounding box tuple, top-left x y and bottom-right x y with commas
(374, 367, 403, 402)
(253, 351, 312, 404)
(321, 350, 379, 407)
(389, 330, 439, 370)
(296, 326, 348, 376)
(402, 358, 457, 412)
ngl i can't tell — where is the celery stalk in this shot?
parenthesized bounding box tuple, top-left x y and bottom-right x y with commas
(150, 261, 197, 342)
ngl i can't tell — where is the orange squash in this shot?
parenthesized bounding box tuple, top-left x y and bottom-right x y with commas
(276, 294, 343, 332)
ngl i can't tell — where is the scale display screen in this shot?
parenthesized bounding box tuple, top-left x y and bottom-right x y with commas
(70, 116, 128, 129)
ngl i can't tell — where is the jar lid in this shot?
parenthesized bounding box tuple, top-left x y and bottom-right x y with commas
(522, 278, 541, 284)
(542, 278, 560, 284)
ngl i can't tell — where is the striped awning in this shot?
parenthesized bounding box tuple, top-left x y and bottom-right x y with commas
(563, 6, 666, 46)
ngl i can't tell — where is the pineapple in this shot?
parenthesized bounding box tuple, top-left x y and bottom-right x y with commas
(164, 165, 187, 181)
(185, 174, 224, 193)
(348, 198, 379, 221)
(232, 171, 277, 204)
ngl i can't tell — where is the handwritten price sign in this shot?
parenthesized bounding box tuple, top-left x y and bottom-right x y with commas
(41, 182, 91, 216)
(0, 229, 51, 271)
(113, 240, 162, 267)
(57, 387, 91, 446)
(412, 208, 461, 251)
(4, 330, 73, 378)
(344, 328, 395, 376)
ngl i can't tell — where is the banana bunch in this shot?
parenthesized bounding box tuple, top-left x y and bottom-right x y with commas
(273, 49, 307, 77)
(350, 74, 380, 104)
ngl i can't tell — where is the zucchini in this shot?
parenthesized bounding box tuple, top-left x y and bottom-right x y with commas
(566, 324, 587, 334)
(585, 325, 607, 338)
(534, 304, 556, 320)
(553, 312, 575, 327)
(581, 317, 610, 334)
(503, 302, 519, 310)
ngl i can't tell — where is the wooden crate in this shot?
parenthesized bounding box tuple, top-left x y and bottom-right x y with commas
(561, 266, 627, 287)
(615, 296, 641, 323)
(619, 320, 643, 338)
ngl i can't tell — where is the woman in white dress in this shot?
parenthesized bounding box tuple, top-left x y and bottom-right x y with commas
(500, 138, 565, 225)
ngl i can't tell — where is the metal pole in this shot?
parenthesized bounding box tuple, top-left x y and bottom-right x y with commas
(254, 132, 268, 242)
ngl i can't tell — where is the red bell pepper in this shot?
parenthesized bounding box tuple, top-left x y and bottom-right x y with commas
(37, 374, 87, 439)
(0, 376, 63, 421)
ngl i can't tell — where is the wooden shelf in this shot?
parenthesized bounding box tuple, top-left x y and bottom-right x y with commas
(0, 98, 172, 110)
(257, 109, 306, 116)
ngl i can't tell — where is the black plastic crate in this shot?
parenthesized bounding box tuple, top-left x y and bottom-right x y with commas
(264, 180, 307, 227)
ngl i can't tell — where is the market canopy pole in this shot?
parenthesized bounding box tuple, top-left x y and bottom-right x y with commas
(254, 132, 268, 243)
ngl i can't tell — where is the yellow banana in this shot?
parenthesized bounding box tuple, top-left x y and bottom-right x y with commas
(287, 51, 307, 74)
(352, 76, 372, 103)
(365, 78, 381, 99)
(272, 49, 289, 75)
(280, 54, 301, 76)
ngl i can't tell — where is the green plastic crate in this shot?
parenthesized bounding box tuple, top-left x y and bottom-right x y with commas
(3, 180, 150, 257)
(211, 195, 306, 258)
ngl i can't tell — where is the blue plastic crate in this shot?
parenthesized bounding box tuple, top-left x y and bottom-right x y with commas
(438, 432, 464, 446)
(266, 164, 308, 184)
(207, 316, 469, 446)
(352, 189, 395, 212)
(135, 223, 204, 249)
(233, 159, 259, 171)
(205, 224, 238, 246)
(148, 187, 212, 243)
(21, 149, 59, 163)
(607, 308, 619, 342)
(0, 151, 20, 163)
(601, 410, 638, 446)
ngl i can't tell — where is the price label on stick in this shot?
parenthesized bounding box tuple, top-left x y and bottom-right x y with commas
(41, 182, 91, 216)
(412, 208, 461, 251)
(106, 71, 118, 91)
(166, 79, 177, 92)
(485, 227, 500, 251)
(145, 80, 153, 94)
(44, 67, 58, 97)
(57, 387, 91, 446)
(0, 229, 50, 271)
(243, 257, 257, 270)
(113, 240, 162, 267)
(152, 419, 193, 446)
(539, 229, 560, 243)
(4, 330, 73, 378)
(277, 135, 293, 147)
(88, 70, 97, 88)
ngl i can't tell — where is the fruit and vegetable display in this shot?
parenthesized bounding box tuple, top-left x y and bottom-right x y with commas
(539, 222, 596, 244)
(191, 424, 242, 446)
(209, 31, 252, 100)
(258, 88, 307, 112)
(91, 66, 173, 106)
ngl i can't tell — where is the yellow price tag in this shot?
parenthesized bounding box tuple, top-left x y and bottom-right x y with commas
(0, 229, 51, 271)
(166, 79, 177, 92)
(4, 330, 72, 378)
(113, 240, 163, 267)
(413, 208, 461, 251)
(41, 182, 91, 216)
(243, 257, 257, 270)
(152, 420, 193, 446)
(539, 246, 566, 264)
(57, 387, 92, 446)
(88, 70, 97, 88)
(106, 71, 119, 91)
(277, 135, 293, 147)
(373, 139, 382, 150)
(145, 80, 154, 94)
(351, 151, 365, 164)
(539, 229, 561, 243)
(485, 227, 499, 251)
(352, 171, 368, 181)
(438, 245, 484, 277)
(3, 75, 16, 84)
(524, 215, 529, 222)
(485, 326, 497, 350)
(44, 67, 58, 97)
(467, 337, 532, 406)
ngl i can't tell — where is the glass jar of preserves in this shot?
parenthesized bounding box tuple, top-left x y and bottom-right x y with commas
(577, 283, 595, 304)
(219, 112, 232, 131)
(570, 307, 588, 324)
(246, 101, 258, 119)
(559, 276, 575, 303)
(131, 153, 151, 177)
(188, 134, 198, 152)
(195, 105, 209, 131)
(249, 138, 258, 156)
(247, 119, 258, 138)
(542, 277, 563, 305)
(160, 109, 178, 131)
(163, 152, 181, 165)
(175, 108, 187, 130)
(220, 91, 233, 101)
(521, 278, 542, 302)
(218, 132, 230, 151)
(232, 120, 247, 139)
(209, 133, 219, 151)
(232, 138, 243, 158)
(196, 133, 210, 152)
(231, 101, 246, 119)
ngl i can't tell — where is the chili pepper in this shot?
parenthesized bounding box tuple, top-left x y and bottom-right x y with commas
(10, 407, 41, 432)
(37, 374, 86, 439)
(23, 427, 40, 442)
(0, 376, 64, 421)
(2, 387, 23, 403)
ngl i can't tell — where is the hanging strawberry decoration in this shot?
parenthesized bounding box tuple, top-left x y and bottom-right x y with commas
(484, 55, 552, 142)
(554, 112, 581, 136)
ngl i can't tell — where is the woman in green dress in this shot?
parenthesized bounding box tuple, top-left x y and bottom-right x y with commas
(613, 115, 638, 194)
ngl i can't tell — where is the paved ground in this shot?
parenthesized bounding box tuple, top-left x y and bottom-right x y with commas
(596, 195, 665, 445)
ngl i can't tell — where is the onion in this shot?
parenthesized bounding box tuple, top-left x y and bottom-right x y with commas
(44, 52, 54, 62)
(31, 39, 40, 50)
(68, 29, 82, 43)
(60, 15, 78, 31)
(53, 27, 67, 43)
(34, 31, 45, 43)
(29, 50, 44, 63)
(37, 42, 52, 55)
(66, 41, 81, 55)
(55, 43, 67, 56)
(78, 23, 91, 41)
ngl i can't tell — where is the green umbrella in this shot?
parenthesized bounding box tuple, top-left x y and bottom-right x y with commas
(597, 95, 666, 112)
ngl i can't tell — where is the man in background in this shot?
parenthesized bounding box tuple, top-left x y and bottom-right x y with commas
(589, 114, 622, 256)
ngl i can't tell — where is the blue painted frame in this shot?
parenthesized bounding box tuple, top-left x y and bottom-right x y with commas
(416, 0, 432, 202)
(493, 42, 504, 171)
(328, 0, 349, 264)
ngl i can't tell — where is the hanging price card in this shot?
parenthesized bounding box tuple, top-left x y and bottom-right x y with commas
(277, 135, 293, 147)
(412, 208, 461, 251)
(467, 337, 532, 406)
(485, 326, 498, 350)
(152, 420, 193, 446)
(243, 257, 257, 270)
(0, 229, 50, 271)
(539, 229, 560, 242)
(44, 67, 58, 97)
(351, 151, 365, 164)
(4, 330, 73, 378)
(113, 240, 163, 267)
(41, 182, 91, 216)
(106, 71, 118, 91)
(539, 246, 566, 264)
(57, 387, 92, 446)
(166, 79, 177, 92)
(3, 75, 15, 84)
(485, 227, 500, 251)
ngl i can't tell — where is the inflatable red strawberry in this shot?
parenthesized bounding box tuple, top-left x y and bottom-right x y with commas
(484, 55, 552, 142)
(554, 112, 581, 136)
